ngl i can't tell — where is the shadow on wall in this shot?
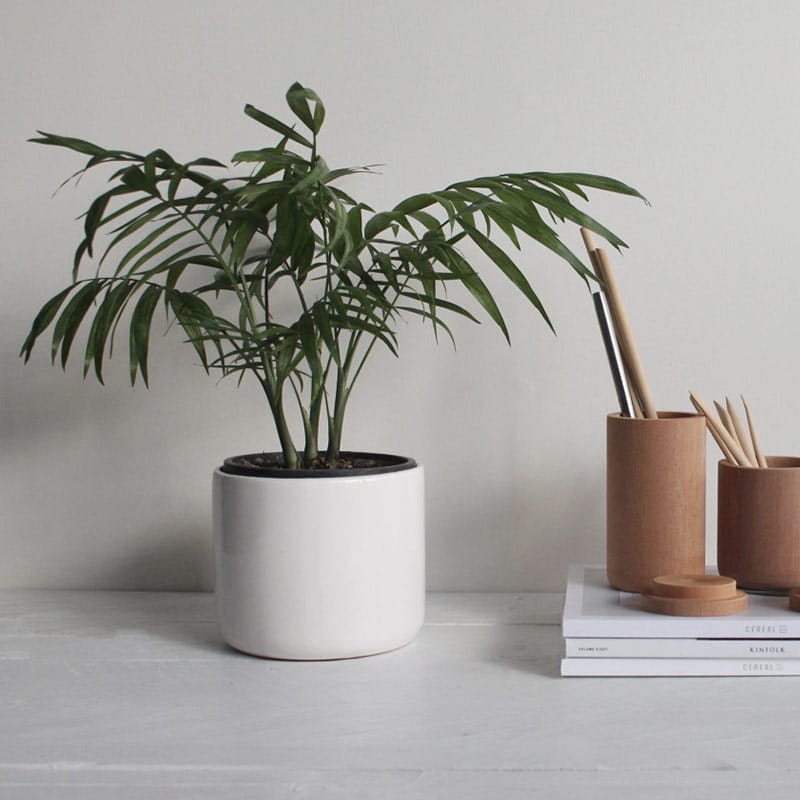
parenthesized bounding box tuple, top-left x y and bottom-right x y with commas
(93, 524, 215, 592)
(1, 360, 134, 450)
(2, 319, 203, 453)
(428, 458, 605, 592)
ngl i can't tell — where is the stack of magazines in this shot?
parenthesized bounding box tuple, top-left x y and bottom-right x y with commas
(561, 564, 800, 676)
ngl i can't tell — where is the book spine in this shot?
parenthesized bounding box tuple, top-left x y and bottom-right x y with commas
(565, 638, 800, 659)
(561, 657, 800, 677)
(561, 616, 800, 639)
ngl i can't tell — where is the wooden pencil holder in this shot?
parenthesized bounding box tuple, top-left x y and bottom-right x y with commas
(606, 412, 706, 592)
(717, 457, 800, 591)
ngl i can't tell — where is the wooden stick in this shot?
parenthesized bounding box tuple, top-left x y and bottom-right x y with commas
(726, 396, 758, 467)
(715, 400, 754, 467)
(741, 395, 768, 467)
(594, 248, 658, 419)
(690, 396, 736, 464)
(714, 401, 735, 438)
(581, 228, 645, 419)
(629, 383, 644, 418)
(689, 392, 750, 466)
(580, 227, 602, 271)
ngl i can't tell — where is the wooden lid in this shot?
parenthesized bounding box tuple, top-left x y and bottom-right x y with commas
(640, 574, 747, 616)
(650, 575, 737, 600)
(641, 590, 748, 617)
(790, 589, 800, 612)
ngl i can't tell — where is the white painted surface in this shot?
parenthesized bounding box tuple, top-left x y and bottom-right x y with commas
(1, 590, 799, 799)
(4, 2, 800, 591)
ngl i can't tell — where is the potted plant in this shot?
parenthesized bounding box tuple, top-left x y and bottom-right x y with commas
(22, 82, 644, 659)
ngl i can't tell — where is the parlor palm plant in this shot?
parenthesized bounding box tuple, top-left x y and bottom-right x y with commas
(22, 82, 644, 470)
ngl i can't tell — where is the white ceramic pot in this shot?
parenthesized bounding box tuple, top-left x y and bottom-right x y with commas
(213, 454, 425, 660)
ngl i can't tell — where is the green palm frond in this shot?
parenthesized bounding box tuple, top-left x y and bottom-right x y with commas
(23, 82, 646, 469)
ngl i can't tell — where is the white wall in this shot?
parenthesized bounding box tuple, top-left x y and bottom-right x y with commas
(2, 0, 799, 591)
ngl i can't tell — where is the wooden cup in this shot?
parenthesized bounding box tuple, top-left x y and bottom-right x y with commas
(717, 457, 800, 591)
(607, 412, 706, 592)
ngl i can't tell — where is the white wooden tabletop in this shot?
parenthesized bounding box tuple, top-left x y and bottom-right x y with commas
(1, 589, 798, 799)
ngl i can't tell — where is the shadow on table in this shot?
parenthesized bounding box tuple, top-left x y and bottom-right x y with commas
(416, 617, 563, 679)
(66, 534, 569, 670)
(53, 534, 234, 658)
(480, 625, 563, 679)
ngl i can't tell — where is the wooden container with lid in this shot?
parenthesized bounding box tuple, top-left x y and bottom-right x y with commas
(607, 412, 706, 592)
(718, 457, 800, 591)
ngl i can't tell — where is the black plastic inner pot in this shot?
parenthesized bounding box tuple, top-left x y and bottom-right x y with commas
(220, 451, 418, 478)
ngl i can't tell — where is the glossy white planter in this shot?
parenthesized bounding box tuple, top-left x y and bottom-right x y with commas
(213, 458, 425, 660)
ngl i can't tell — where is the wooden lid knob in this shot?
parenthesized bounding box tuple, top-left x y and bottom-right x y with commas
(641, 590, 748, 617)
(641, 574, 747, 616)
(650, 575, 737, 600)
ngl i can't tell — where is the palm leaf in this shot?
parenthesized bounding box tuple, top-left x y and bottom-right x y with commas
(25, 83, 645, 470)
(129, 285, 162, 385)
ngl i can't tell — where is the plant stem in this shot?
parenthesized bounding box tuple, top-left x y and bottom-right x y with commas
(171, 190, 298, 465)
(327, 367, 349, 462)
(290, 374, 318, 464)
(263, 379, 299, 468)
